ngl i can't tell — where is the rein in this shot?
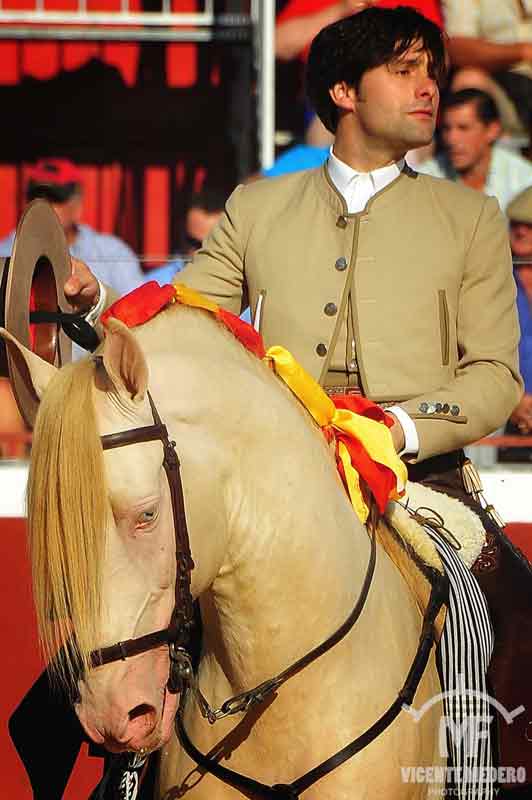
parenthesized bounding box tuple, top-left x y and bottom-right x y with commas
(87, 367, 448, 797)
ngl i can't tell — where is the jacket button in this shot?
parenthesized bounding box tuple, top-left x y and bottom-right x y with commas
(316, 343, 327, 357)
(324, 302, 337, 316)
(335, 257, 348, 271)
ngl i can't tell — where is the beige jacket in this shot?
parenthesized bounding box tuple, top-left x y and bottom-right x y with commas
(175, 165, 522, 461)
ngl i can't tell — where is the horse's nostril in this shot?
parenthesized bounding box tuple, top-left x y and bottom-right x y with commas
(129, 703, 153, 722)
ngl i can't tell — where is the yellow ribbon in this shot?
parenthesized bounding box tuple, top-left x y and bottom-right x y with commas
(265, 345, 407, 522)
(172, 282, 220, 314)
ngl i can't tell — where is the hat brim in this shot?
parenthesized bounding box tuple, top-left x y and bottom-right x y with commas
(0, 200, 72, 428)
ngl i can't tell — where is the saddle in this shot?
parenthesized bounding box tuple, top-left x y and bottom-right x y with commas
(377, 480, 487, 645)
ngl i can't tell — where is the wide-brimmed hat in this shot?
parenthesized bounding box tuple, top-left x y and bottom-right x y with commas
(0, 200, 72, 427)
(507, 186, 532, 226)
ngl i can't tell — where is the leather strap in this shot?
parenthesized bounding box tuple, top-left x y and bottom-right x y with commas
(90, 378, 195, 683)
(175, 570, 448, 798)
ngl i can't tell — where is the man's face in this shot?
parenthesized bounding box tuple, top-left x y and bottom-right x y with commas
(510, 220, 532, 261)
(52, 194, 83, 232)
(353, 44, 440, 154)
(440, 102, 500, 173)
(185, 207, 223, 254)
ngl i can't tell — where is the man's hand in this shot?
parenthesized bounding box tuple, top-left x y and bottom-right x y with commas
(387, 412, 406, 454)
(510, 393, 532, 434)
(64, 258, 99, 312)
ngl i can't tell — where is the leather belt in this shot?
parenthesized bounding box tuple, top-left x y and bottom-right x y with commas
(325, 386, 362, 396)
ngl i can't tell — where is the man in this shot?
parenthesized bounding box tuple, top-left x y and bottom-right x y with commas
(65, 7, 521, 797)
(419, 88, 532, 212)
(499, 187, 532, 462)
(146, 186, 228, 284)
(442, 0, 532, 138)
(0, 158, 145, 299)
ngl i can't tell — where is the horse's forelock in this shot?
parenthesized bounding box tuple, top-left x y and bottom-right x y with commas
(28, 357, 107, 692)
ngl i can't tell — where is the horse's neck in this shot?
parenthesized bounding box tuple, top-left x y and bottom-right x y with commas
(137, 310, 374, 690)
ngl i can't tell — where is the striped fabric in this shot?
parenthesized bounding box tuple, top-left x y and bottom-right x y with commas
(428, 527, 494, 800)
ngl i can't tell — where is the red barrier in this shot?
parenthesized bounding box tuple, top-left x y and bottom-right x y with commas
(0, 517, 102, 798)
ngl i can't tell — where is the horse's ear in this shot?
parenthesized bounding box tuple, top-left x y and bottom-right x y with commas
(102, 318, 149, 403)
(0, 327, 58, 398)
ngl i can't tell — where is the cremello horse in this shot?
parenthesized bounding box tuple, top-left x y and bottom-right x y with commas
(1, 301, 444, 799)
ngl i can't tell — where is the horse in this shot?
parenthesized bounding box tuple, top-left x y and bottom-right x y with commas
(0, 299, 444, 799)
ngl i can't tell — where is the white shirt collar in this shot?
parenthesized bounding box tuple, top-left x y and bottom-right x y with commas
(327, 147, 405, 211)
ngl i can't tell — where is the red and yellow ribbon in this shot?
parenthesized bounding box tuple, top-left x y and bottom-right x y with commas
(102, 281, 406, 522)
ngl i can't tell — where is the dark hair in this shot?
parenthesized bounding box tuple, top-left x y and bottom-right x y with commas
(188, 186, 229, 214)
(306, 6, 447, 133)
(441, 88, 500, 125)
(26, 181, 80, 204)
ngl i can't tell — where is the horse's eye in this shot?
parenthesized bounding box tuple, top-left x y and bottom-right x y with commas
(136, 507, 158, 527)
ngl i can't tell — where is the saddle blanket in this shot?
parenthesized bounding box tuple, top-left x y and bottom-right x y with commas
(382, 482, 493, 800)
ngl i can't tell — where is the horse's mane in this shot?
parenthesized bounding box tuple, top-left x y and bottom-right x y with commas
(28, 357, 107, 690)
(28, 302, 329, 691)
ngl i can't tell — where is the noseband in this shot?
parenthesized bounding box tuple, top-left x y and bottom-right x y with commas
(90, 386, 195, 694)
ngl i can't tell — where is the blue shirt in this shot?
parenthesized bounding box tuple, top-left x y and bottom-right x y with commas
(263, 145, 329, 178)
(516, 273, 532, 393)
(0, 223, 145, 298)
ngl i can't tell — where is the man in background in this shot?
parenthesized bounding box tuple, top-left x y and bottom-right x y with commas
(499, 186, 532, 463)
(147, 186, 228, 284)
(0, 158, 145, 298)
(442, 0, 532, 140)
(419, 88, 532, 212)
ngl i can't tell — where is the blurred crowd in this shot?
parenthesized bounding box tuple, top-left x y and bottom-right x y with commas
(1, 0, 532, 463)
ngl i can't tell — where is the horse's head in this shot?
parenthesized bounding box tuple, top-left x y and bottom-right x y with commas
(0, 318, 229, 755)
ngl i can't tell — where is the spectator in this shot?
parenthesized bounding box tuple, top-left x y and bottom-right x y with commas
(146, 187, 228, 284)
(442, 0, 532, 140)
(0, 158, 145, 299)
(418, 88, 532, 212)
(499, 186, 532, 462)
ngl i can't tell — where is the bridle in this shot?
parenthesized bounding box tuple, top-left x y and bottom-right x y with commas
(90, 384, 195, 694)
(88, 365, 449, 799)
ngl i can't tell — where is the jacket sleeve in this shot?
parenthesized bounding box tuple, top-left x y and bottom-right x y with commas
(176, 184, 248, 315)
(398, 196, 523, 461)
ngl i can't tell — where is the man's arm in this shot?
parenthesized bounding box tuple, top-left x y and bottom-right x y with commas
(65, 185, 248, 315)
(446, 36, 532, 72)
(176, 184, 248, 313)
(275, 1, 376, 62)
(398, 196, 523, 461)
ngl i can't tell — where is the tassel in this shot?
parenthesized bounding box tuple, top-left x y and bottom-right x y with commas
(461, 458, 484, 495)
(484, 504, 505, 529)
(461, 458, 505, 528)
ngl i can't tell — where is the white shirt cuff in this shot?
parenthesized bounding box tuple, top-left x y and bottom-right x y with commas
(387, 405, 419, 457)
(84, 280, 107, 326)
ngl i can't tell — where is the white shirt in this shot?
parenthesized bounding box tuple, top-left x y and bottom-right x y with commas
(326, 148, 419, 457)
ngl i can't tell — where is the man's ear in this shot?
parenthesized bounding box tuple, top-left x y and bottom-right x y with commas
(0, 327, 58, 399)
(329, 81, 357, 114)
(102, 318, 149, 402)
(487, 119, 502, 145)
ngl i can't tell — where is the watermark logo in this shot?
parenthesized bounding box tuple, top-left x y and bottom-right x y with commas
(399, 674, 526, 790)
